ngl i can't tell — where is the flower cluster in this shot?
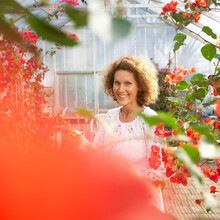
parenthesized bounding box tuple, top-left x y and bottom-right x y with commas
(149, 145, 190, 186)
(203, 166, 219, 183)
(161, 1, 178, 15)
(148, 145, 162, 170)
(216, 37, 220, 48)
(161, 0, 209, 26)
(154, 124, 172, 138)
(0, 30, 70, 149)
(164, 66, 196, 85)
(211, 82, 220, 97)
(19, 30, 39, 43)
(59, 0, 79, 5)
(185, 127, 200, 142)
(149, 65, 181, 112)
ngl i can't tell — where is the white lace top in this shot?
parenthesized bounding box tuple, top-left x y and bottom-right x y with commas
(93, 106, 166, 180)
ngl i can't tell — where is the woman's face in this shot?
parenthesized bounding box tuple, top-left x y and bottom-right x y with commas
(113, 70, 140, 108)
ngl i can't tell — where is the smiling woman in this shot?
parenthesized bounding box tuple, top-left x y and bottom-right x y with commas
(92, 55, 166, 212)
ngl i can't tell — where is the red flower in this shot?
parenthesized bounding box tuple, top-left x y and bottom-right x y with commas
(203, 167, 219, 183)
(148, 157, 161, 170)
(166, 167, 175, 177)
(179, 119, 183, 127)
(203, 117, 211, 123)
(194, 13, 200, 23)
(148, 145, 162, 170)
(213, 121, 220, 130)
(215, 99, 220, 117)
(170, 173, 187, 186)
(187, 102, 193, 108)
(210, 186, 219, 194)
(195, 199, 202, 205)
(151, 145, 160, 153)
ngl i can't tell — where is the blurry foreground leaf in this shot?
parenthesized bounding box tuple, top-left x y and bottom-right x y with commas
(0, 0, 27, 14)
(199, 139, 220, 159)
(204, 192, 218, 212)
(139, 111, 178, 129)
(27, 14, 78, 46)
(175, 148, 203, 188)
(181, 144, 200, 163)
(167, 97, 182, 105)
(65, 7, 88, 28)
(88, 0, 131, 44)
(76, 108, 96, 120)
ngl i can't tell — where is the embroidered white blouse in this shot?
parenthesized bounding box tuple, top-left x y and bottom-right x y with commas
(93, 106, 166, 180)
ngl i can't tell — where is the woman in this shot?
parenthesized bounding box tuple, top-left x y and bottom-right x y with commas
(93, 55, 166, 211)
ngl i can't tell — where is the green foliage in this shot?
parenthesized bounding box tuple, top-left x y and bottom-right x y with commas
(139, 111, 178, 129)
(181, 144, 200, 163)
(175, 81, 189, 90)
(173, 33, 187, 52)
(190, 73, 206, 85)
(149, 66, 181, 112)
(202, 26, 217, 39)
(201, 44, 217, 62)
(175, 148, 203, 186)
(65, 7, 88, 28)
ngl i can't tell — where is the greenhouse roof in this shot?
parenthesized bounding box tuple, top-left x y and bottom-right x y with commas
(12, 0, 220, 45)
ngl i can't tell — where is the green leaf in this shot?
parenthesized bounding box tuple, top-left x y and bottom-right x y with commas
(217, 87, 220, 95)
(0, 0, 28, 14)
(213, 0, 220, 6)
(181, 144, 200, 163)
(199, 81, 208, 88)
(173, 33, 186, 52)
(204, 133, 217, 143)
(192, 88, 207, 100)
(189, 115, 198, 121)
(167, 97, 182, 104)
(138, 111, 178, 129)
(190, 73, 206, 85)
(111, 17, 131, 42)
(175, 80, 188, 90)
(65, 7, 88, 28)
(185, 93, 196, 103)
(173, 42, 181, 52)
(76, 108, 96, 120)
(172, 13, 184, 23)
(202, 26, 217, 39)
(174, 33, 187, 43)
(191, 124, 210, 135)
(175, 148, 203, 186)
(201, 44, 216, 62)
(26, 14, 78, 46)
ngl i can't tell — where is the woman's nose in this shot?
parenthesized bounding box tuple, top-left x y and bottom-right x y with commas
(118, 84, 125, 91)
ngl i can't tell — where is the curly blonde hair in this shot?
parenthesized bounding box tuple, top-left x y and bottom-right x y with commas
(103, 55, 159, 106)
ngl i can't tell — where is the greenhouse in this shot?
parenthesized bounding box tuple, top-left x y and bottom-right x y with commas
(1, 0, 220, 219)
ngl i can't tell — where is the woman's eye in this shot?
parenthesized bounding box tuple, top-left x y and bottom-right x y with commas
(125, 82, 131, 86)
(114, 81, 120, 85)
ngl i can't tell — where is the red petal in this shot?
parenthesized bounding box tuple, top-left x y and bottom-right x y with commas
(215, 99, 220, 117)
